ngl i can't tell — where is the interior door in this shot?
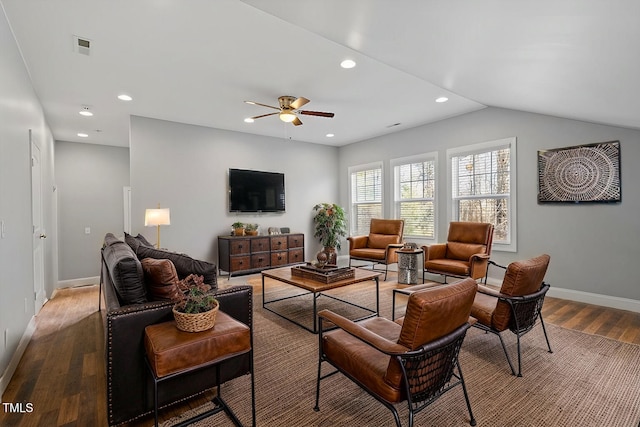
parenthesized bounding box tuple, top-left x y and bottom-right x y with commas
(31, 133, 46, 314)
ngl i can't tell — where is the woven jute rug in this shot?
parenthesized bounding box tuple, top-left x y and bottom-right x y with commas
(164, 277, 640, 427)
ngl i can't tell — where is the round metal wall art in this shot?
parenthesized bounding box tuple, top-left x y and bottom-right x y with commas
(538, 141, 621, 203)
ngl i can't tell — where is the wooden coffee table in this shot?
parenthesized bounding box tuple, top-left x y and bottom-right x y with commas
(261, 266, 382, 333)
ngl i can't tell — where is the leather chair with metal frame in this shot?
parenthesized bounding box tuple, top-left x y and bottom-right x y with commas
(314, 278, 478, 427)
(348, 218, 405, 280)
(422, 221, 494, 283)
(470, 253, 552, 377)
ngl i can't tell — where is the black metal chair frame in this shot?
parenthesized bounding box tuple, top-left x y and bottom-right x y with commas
(473, 261, 553, 377)
(349, 250, 402, 281)
(314, 316, 476, 427)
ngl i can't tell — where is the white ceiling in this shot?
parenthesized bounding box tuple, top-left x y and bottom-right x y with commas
(3, 0, 639, 148)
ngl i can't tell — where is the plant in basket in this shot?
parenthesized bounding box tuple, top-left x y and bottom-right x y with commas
(173, 280, 218, 332)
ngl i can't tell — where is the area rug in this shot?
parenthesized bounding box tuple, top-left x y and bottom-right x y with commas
(164, 278, 640, 426)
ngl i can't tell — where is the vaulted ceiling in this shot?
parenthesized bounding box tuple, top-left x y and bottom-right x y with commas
(3, 0, 639, 147)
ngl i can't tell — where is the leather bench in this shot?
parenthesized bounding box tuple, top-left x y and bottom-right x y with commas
(144, 312, 255, 426)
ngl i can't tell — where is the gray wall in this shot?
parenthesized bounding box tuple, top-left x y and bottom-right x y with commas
(55, 141, 130, 280)
(339, 107, 640, 301)
(129, 116, 339, 264)
(0, 10, 56, 381)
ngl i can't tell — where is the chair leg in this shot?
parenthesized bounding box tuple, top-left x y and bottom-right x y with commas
(457, 361, 477, 426)
(539, 314, 553, 354)
(384, 264, 388, 281)
(497, 332, 517, 376)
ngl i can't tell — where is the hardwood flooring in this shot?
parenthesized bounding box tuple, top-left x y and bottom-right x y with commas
(1, 279, 639, 426)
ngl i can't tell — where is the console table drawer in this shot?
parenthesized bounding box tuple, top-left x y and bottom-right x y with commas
(251, 253, 270, 269)
(230, 240, 250, 255)
(271, 251, 288, 266)
(288, 235, 304, 248)
(251, 238, 270, 253)
(270, 236, 288, 251)
(230, 256, 250, 271)
(288, 248, 304, 264)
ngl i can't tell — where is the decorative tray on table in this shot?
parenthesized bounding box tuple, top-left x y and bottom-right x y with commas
(291, 263, 355, 283)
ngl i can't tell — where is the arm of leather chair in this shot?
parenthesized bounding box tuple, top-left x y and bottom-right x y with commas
(318, 309, 409, 355)
(477, 283, 513, 299)
(348, 235, 369, 250)
(469, 253, 491, 278)
(385, 243, 404, 263)
(422, 243, 446, 261)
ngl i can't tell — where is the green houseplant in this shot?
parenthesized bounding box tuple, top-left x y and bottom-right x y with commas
(313, 203, 347, 265)
(245, 223, 259, 236)
(231, 221, 245, 236)
(173, 286, 219, 332)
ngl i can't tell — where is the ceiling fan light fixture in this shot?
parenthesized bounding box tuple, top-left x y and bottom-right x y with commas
(279, 111, 297, 123)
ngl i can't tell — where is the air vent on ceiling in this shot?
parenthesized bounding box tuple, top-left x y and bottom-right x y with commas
(73, 35, 91, 56)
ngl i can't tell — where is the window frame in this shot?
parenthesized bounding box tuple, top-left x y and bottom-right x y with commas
(391, 152, 438, 242)
(446, 137, 517, 252)
(348, 161, 384, 236)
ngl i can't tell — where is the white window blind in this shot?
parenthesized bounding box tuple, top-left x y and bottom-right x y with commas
(392, 154, 436, 238)
(350, 163, 382, 236)
(448, 137, 517, 251)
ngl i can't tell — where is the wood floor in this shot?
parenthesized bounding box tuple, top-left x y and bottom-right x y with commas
(1, 280, 639, 427)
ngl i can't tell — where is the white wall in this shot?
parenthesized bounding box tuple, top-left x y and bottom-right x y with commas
(129, 116, 340, 265)
(0, 9, 56, 387)
(339, 107, 640, 303)
(55, 141, 130, 280)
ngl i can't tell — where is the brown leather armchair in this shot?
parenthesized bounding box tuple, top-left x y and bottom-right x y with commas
(422, 221, 494, 283)
(348, 218, 404, 280)
(314, 278, 478, 427)
(470, 254, 552, 377)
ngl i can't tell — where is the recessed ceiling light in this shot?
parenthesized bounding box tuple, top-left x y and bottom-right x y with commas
(326, 133, 335, 138)
(340, 59, 356, 69)
(79, 106, 93, 116)
(77, 133, 89, 138)
(435, 97, 449, 103)
(244, 118, 254, 123)
(117, 94, 133, 101)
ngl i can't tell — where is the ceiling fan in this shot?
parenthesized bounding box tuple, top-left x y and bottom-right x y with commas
(244, 96, 334, 126)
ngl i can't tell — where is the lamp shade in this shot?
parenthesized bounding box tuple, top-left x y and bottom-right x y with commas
(144, 208, 171, 226)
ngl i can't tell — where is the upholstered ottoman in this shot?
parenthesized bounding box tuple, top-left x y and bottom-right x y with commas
(144, 311, 255, 426)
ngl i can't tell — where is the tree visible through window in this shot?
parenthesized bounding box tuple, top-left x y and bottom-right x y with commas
(450, 138, 516, 248)
(393, 156, 436, 238)
(350, 164, 382, 236)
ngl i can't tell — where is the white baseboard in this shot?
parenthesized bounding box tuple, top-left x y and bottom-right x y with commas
(486, 277, 640, 313)
(56, 276, 100, 288)
(0, 316, 36, 402)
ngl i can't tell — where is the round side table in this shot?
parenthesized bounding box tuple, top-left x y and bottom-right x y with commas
(397, 249, 423, 284)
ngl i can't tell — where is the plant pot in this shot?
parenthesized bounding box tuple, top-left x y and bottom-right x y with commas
(323, 246, 338, 265)
(245, 230, 258, 236)
(173, 301, 219, 332)
(233, 227, 245, 236)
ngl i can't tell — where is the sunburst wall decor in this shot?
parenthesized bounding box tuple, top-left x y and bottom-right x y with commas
(538, 140, 621, 204)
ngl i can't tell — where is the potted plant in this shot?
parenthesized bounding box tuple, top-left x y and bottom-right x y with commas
(173, 286, 219, 332)
(232, 221, 244, 236)
(313, 203, 347, 265)
(245, 223, 259, 236)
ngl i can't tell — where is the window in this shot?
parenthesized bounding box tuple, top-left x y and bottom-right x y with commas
(349, 162, 383, 235)
(392, 153, 437, 239)
(448, 137, 517, 252)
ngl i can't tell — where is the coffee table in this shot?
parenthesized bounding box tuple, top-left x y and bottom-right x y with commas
(261, 266, 382, 333)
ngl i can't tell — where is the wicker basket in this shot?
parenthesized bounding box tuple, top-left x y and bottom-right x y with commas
(172, 302, 219, 332)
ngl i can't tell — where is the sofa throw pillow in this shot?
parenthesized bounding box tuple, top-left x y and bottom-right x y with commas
(102, 240, 147, 304)
(135, 245, 217, 287)
(135, 233, 154, 248)
(141, 258, 183, 302)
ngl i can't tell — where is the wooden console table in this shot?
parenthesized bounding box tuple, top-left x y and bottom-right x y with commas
(218, 233, 304, 278)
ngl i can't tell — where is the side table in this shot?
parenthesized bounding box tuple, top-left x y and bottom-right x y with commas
(397, 249, 423, 285)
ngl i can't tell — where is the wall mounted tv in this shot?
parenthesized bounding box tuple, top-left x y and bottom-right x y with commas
(228, 168, 286, 212)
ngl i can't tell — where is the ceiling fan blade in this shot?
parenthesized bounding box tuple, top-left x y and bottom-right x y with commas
(290, 97, 310, 110)
(250, 112, 278, 119)
(292, 117, 303, 126)
(244, 101, 280, 111)
(299, 110, 335, 118)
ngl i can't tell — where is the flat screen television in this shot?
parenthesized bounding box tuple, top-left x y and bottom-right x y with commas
(228, 168, 285, 212)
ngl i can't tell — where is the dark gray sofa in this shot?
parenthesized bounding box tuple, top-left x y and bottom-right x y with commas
(100, 233, 252, 426)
